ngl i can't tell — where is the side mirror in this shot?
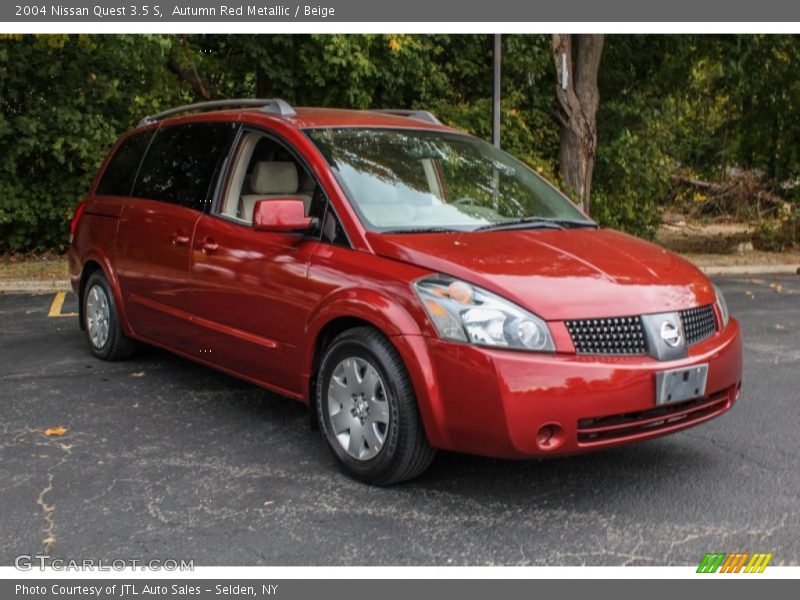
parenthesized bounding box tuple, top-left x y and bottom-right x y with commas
(252, 199, 314, 233)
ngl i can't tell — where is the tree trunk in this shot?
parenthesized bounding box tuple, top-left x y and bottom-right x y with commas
(167, 56, 211, 100)
(256, 67, 270, 98)
(552, 34, 604, 213)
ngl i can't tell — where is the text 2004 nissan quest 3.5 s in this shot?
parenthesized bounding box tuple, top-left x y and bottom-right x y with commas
(68, 99, 743, 484)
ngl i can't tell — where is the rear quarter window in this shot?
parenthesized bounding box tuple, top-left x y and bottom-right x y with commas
(95, 130, 155, 197)
(132, 121, 238, 212)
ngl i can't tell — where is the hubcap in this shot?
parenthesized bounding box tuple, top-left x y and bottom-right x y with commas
(327, 357, 390, 461)
(86, 284, 110, 349)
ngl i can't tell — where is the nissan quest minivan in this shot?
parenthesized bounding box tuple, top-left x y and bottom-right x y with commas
(68, 99, 743, 484)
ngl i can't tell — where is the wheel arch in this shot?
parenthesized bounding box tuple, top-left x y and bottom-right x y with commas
(302, 286, 421, 391)
(301, 289, 448, 448)
(77, 253, 132, 336)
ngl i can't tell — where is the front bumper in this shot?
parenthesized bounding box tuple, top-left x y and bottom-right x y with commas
(405, 317, 742, 459)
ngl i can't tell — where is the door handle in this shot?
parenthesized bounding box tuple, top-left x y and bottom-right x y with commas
(201, 238, 219, 254)
(171, 231, 191, 247)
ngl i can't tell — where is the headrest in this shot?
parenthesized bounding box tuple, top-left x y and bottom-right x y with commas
(251, 161, 299, 195)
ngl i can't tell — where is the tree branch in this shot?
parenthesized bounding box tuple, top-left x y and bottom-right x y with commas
(167, 56, 211, 100)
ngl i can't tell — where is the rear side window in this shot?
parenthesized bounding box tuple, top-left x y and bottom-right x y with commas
(132, 121, 238, 211)
(95, 130, 154, 197)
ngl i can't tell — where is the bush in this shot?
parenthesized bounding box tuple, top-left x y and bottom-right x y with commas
(0, 35, 189, 252)
(753, 202, 799, 251)
(591, 129, 669, 239)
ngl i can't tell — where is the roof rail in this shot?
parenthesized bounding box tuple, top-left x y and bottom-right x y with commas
(138, 98, 296, 127)
(372, 109, 443, 125)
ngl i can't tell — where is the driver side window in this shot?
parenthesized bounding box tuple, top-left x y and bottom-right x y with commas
(219, 131, 319, 224)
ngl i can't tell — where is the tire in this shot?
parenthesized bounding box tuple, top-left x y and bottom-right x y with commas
(82, 271, 136, 361)
(315, 326, 435, 485)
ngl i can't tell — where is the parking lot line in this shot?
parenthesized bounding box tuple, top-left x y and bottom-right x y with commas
(47, 291, 78, 318)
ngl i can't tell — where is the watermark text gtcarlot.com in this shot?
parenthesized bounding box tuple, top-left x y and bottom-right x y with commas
(14, 554, 194, 571)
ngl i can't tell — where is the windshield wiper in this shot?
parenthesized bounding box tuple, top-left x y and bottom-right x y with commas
(474, 217, 563, 232)
(474, 217, 597, 232)
(553, 218, 598, 229)
(381, 226, 462, 234)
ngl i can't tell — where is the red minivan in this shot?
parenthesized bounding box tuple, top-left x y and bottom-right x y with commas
(69, 99, 743, 484)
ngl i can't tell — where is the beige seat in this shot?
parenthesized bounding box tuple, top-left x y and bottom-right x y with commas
(240, 161, 312, 222)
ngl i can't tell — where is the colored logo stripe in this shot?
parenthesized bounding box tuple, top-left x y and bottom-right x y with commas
(720, 553, 748, 573)
(745, 553, 773, 573)
(697, 553, 726, 573)
(697, 553, 773, 573)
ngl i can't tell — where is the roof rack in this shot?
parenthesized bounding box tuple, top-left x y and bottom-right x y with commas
(371, 109, 443, 125)
(138, 98, 296, 127)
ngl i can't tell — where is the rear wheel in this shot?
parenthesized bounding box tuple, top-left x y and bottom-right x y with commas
(82, 271, 136, 361)
(315, 326, 435, 485)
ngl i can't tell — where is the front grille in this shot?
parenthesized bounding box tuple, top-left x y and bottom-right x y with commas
(680, 305, 717, 345)
(577, 387, 732, 445)
(565, 305, 718, 356)
(565, 316, 648, 355)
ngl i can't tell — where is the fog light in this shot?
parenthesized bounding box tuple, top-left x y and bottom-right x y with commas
(536, 423, 565, 451)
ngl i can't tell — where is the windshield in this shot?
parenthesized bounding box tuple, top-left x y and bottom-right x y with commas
(305, 127, 592, 232)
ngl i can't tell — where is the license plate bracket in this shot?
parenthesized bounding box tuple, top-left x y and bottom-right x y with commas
(655, 364, 709, 405)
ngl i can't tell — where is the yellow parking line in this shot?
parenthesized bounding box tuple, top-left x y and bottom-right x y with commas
(48, 292, 78, 318)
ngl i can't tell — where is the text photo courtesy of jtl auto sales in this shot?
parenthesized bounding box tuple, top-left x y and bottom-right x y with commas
(0, 0, 799, 596)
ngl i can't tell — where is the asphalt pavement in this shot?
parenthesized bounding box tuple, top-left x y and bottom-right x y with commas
(0, 275, 798, 566)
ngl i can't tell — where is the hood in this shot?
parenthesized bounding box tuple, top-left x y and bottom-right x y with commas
(366, 228, 715, 321)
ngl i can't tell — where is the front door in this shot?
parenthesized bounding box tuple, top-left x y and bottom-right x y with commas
(190, 214, 319, 394)
(188, 128, 326, 394)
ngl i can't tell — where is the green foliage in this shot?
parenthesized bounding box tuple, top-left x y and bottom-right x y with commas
(592, 129, 668, 238)
(1, 34, 563, 251)
(3, 33, 800, 251)
(595, 35, 800, 242)
(592, 35, 692, 238)
(706, 36, 800, 182)
(0, 34, 189, 251)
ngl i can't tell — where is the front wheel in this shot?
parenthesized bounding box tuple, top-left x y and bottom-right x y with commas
(315, 327, 435, 485)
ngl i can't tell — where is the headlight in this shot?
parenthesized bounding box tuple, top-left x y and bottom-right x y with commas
(713, 283, 729, 327)
(413, 275, 555, 352)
